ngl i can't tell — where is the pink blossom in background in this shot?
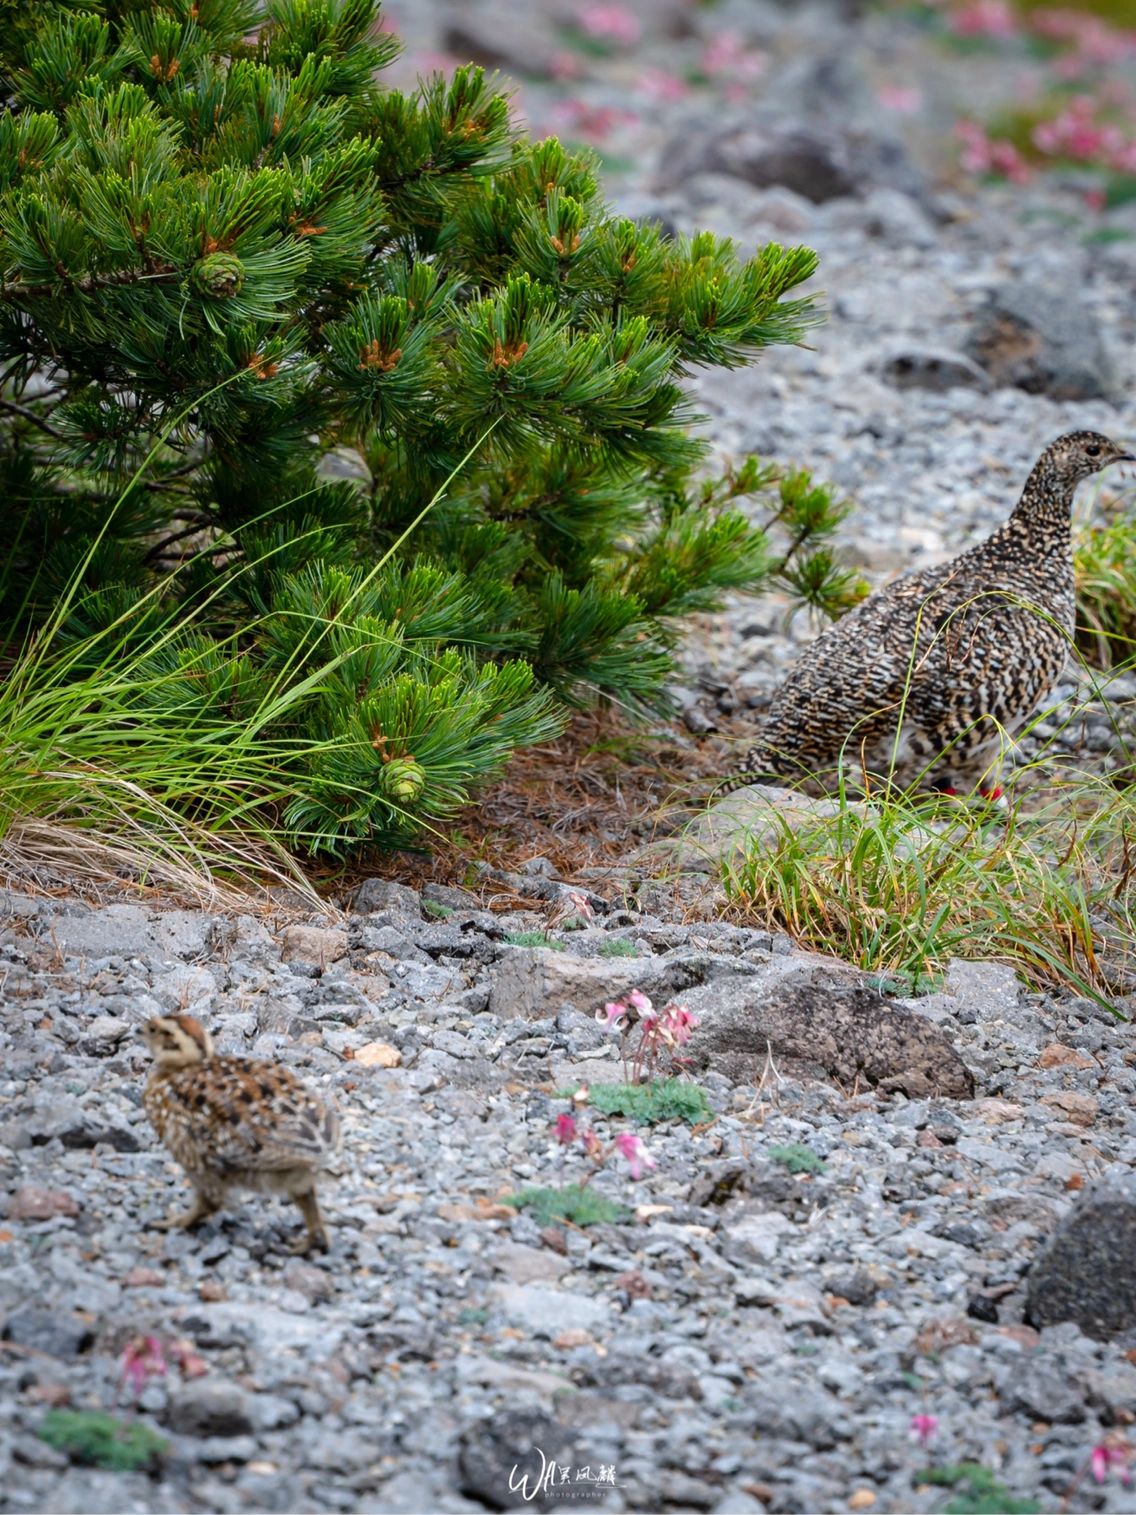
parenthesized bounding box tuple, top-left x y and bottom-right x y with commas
(546, 99, 637, 142)
(637, 67, 690, 103)
(910, 1413, 939, 1448)
(948, 0, 1019, 39)
(955, 120, 1031, 183)
(700, 32, 766, 82)
(554, 1113, 578, 1145)
(1083, 187, 1106, 211)
(627, 989, 652, 1013)
(578, 3, 641, 46)
(1090, 1442, 1133, 1486)
(614, 1130, 656, 1179)
(877, 83, 923, 114)
(121, 1335, 167, 1397)
(548, 50, 586, 81)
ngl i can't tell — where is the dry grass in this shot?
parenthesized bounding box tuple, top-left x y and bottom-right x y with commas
(321, 710, 728, 906)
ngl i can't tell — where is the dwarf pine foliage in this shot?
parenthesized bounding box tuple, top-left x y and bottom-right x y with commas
(0, 0, 853, 856)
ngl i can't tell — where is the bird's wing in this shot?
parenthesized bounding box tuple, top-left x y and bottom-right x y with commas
(195, 1060, 340, 1173)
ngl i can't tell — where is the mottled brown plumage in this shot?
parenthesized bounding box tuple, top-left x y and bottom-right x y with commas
(141, 1014, 340, 1253)
(723, 431, 1133, 795)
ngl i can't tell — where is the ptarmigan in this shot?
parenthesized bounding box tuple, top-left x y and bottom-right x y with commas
(722, 431, 1133, 795)
(141, 1014, 340, 1253)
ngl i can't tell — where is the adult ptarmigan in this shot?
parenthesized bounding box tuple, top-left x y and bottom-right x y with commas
(721, 431, 1133, 796)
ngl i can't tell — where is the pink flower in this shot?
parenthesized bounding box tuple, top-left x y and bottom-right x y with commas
(554, 1113, 578, 1145)
(948, 0, 1018, 39)
(596, 1000, 628, 1027)
(581, 1128, 604, 1161)
(614, 1130, 656, 1179)
(578, 3, 640, 45)
(637, 68, 690, 103)
(663, 1005, 699, 1046)
(877, 84, 922, 114)
(121, 1335, 167, 1397)
(700, 32, 766, 82)
(910, 1413, 939, 1448)
(627, 989, 652, 1013)
(1090, 1442, 1132, 1486)
(168, 1337, 208, 1379)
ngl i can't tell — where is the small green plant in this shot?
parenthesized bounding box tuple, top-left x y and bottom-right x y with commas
(599, 936, 640, 958)
(768, 1142, 827, 1175)
(504, 930, 564, 950)
(506, 1185, 628, 1227)
(38, 1410, 167, 1473)
(585, 1078, 711, 1126)
(422, 899, 455, 919)
(918, 1462, 1040, 1515)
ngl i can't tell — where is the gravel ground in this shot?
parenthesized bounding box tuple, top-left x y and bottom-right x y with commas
(5, 3, 1136, 1513)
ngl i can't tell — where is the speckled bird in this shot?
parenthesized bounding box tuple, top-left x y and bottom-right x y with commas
(722, 431, 1133, 796)
(141, 1014, 340, 1253)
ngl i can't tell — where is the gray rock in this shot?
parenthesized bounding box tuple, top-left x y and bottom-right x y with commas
(878, 347, 990, 393)
(458, 1409, 579, 1512)
(687, 960, 975, 1099)
(166, 1378, 257, 1437)
(3, 1306, 95, 1359)
(965, 280, 1117, 401)
(490, 1283, 610, 1336)
(1026, 1171, 1136, 1339)
(656, 121, 924, 205)
(347, 879, 421, 916)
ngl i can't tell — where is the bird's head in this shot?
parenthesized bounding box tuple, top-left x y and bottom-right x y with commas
(140, 1014, 214, 1068)
(1042, 431, 1133, 487)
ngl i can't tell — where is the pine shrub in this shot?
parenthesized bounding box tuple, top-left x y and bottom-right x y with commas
(0, 0, 852, 860)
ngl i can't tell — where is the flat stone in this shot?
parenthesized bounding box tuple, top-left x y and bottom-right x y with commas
(490, 1283, 610, 1336)
(9, 1185, 81, 1220)
(279, 924, 348, 966)
(878, 346, 990, 393)
(166, 1378, 257, 1437)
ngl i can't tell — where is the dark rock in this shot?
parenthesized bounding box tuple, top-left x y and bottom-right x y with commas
(824, 1268, 881, 1306)
(687, 964, 975, 1099)
(1026, 1172, 1136, 1339)
(878, 347, 990, 393)
(965, 281, 1116, 401)
(458, 1409, 579, 1511)
(655, 121, 924, 205)
(3, 1307, 95, 1359)
(966, 1292, 1000, 1323)
(166, 1379, 257, 1437)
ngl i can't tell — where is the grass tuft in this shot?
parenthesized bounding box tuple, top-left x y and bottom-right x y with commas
(503, 930, 564, 950)
(721, 766, 1136, 1008)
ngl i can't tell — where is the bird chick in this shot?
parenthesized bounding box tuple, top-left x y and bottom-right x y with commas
(141, 1014, 340, 1254)
(723, 430, 1133, 796)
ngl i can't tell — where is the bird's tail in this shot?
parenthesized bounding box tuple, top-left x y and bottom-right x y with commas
(713, 743, 785, 796)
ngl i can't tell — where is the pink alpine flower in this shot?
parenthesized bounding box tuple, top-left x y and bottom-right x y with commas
(578, 3, 640, 45)
(948, 0, 1018, 39)
(1090, 1441, 1132, 1486)
(614, 1130, 656, 1179)
(121, 1335, 167, 1397)
(663, 1005, 699, 1047)
(626, 989, 653, 1013)
(554, 1113, 578, 1145)
(910, 1413, 939, 1448)
(596, 999, 628, 1027)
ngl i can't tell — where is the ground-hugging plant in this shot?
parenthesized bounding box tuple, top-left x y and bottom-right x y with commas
(0, 0, 853, 866)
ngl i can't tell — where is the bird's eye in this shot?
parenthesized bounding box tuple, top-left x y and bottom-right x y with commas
(1086, 444, 1101, 457)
